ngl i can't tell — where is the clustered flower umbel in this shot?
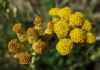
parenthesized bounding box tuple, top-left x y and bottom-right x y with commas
(8, 7, 96, 64)
(49, 7, 96, 56)
(8, 17, 49, 64)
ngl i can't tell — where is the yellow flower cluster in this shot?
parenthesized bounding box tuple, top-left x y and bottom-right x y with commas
(8, 39, 32, 64)
(49, 6, 96, 55)
(8, 6, 96, 63)
(8, 17, 55, 64)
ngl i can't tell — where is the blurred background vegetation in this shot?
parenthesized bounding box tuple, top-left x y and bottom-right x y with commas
(0, 0, 100, 70)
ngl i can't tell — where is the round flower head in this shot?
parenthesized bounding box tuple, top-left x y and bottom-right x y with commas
(12, 23, 24, 34)
(19, 52, 32, 64)
(69, 28, 85, 43)
(57, 7, 73, 20)
(27, 28, 39, 36)
(32, 40, 48, 54)
(8, 39, 20, 53)
(8, 39, 26, 53)
(49, 8, 59, 17)
(69, 12, 84, 28)
(56, 38, 73, 55)
(34, 17, 44, 26)
(27, 28, 39, 44)
(86, 32, 96, 44)
(54, 20, 70, 39)
(82, 20, 92, 32)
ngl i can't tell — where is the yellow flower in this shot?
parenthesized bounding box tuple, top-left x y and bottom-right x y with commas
(8, 39, 26, 53)
(13, 23, 27, 42)
(19, 52, 32, 64)
(12, 23, 24, 34)
(56, 38, 73, 55)
(34, 17, 44, 26)
(32, 40, 48, 54)
(49, 8, 59, 17)
(69, 12, 84, 28)
(54, 20, 70, 39)
(69, 28, 85, 43)
(57, 7, 73, 20)
(27, 28, 39, 44)
(86, 32, 96, 44)
(8, 39, 20, 53)
(34, 17, 44, 35)
(42, 22, 54, 41)
(82, 20, 92, 32)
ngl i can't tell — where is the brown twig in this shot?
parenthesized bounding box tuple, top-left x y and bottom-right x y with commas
(55, 0, 59, 7)
(82, 0, 92, 12)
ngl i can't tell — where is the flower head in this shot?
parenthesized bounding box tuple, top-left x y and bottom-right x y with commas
(8, 39, 20, 53)
(56, 38, 73, 55)
(54, 20, 70, 39)
(82, 20, 92, 32)
(42, 22, 54, 41)
(27, 28, 38, 36)
(57, 7, 73, 20)
(34, 17, 44, 26)
(12, 23, 24, 34)
(49, 8, 59, 17)
(32, 40, 48, 54)
(86, 32, 96, 44)
(69, 12, 84, 28)
(27, 28, 39, 44)
(19, 52, 32, 64)
(8, 39, 26, 53)
(70, 28, 85, 43)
